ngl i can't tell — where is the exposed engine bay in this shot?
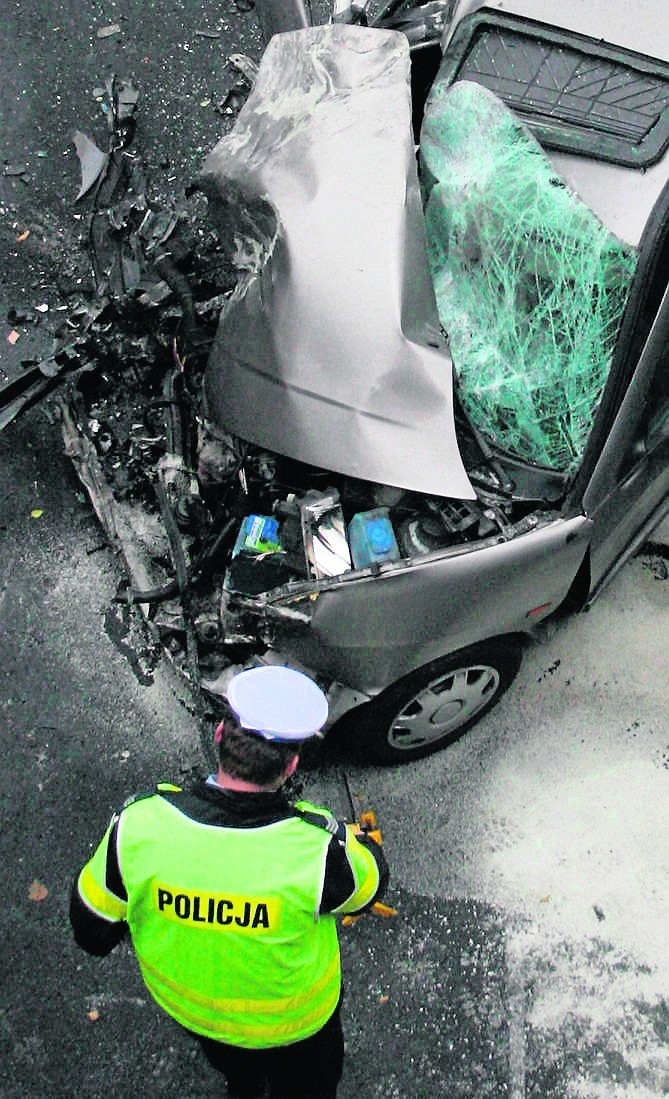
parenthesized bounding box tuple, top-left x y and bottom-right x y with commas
(62, 337, 561, 704)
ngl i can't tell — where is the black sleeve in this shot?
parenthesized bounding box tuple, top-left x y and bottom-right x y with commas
(69, 817, 129, 957)
(68, 877, 128, 957)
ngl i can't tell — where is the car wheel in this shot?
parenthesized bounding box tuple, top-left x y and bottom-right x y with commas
(348, 641, 523, 764)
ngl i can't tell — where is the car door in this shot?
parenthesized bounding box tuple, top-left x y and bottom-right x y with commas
(583, 278, 669, 598)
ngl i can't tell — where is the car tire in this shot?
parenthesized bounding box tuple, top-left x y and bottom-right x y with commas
(344, 641, 523, 764)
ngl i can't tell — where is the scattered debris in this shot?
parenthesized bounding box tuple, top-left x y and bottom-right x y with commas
(538, 660, 561, 681)
(96, 23, 122, 38)
(216, 53, 258, 117)
(28, 880, 49, 902)
(642, 552, 668, 580)
(228, 52, 260, 83)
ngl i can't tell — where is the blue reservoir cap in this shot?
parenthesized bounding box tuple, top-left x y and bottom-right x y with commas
(367, 518, 393, 554)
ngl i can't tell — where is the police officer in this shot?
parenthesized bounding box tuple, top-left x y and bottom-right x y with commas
(70, 665, 389, 1099)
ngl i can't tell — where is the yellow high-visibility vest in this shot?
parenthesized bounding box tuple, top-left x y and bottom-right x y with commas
(78, 790, 378, 1046)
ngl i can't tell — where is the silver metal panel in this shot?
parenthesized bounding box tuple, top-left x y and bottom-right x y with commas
(265, 514, 592, 693)
(201, 25, 476, 501)
(582, 282, 669, 591)
(547, 153, 667, 248)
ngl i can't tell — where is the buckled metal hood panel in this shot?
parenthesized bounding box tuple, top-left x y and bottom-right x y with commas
(200, 25, 476, 501)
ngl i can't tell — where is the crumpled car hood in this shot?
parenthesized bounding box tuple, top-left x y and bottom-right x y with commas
(200, 24, 476, 500)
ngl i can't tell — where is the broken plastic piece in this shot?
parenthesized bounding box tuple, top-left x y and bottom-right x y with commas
(72, 130, 109, 201)
(420, 80, 637, 471)
(228, 53, 259, 83)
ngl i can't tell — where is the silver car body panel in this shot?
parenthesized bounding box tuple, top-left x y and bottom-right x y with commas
(260, 513, 592, 693)
(546, 153, 667, 250)
(201, 25, 476, 501)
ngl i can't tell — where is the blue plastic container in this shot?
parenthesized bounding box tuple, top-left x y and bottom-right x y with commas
(232, 514, 281, 557)
(348, 508, 400, 569)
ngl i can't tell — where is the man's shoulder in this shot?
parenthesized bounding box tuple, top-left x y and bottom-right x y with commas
(293, 800, 341, 836)
(120, 782, 183, 812)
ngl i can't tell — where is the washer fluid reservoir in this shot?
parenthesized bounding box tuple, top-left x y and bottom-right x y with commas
(348, 508, 401, 569)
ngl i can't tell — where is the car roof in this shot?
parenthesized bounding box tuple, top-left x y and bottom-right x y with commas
(448, 0, 669, 62)
(444, 1, 669, 246)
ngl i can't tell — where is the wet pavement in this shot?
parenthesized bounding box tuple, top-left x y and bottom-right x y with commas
(2, 4, 669, 1098)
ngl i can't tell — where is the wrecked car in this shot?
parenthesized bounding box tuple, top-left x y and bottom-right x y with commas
(61, 2, 669, 761)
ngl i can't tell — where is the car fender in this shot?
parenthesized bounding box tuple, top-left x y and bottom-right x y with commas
(268, 513, 593, 695)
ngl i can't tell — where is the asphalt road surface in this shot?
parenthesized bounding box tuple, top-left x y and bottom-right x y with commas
(2, 3, 668, 1097)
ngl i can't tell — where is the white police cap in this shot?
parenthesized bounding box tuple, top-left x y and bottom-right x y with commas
(227, 665, 329, 743)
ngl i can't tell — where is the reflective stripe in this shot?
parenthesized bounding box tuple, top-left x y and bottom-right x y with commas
(150, 984, 340, 1045)
(140, 954, 340, 1045)
(137, 948, 339, 1016)
(79, 863, 127, 922)
(331, 829, 380, 914)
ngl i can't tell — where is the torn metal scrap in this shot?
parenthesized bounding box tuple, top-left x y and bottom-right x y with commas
(0, 369, 62, 432)
(228, 53, 260, 83)
(1, 70, 237, 437)
(216, 53, 259, 117)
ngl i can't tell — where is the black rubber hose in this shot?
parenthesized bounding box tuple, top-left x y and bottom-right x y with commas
(153, 251, 201, 346)
(113, 579, 180, 604)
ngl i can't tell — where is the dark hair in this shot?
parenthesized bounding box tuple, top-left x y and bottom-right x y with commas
(217, 717, 299, 786)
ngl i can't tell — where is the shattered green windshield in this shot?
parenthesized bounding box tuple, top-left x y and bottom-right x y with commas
(420, 79, 638, 472)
